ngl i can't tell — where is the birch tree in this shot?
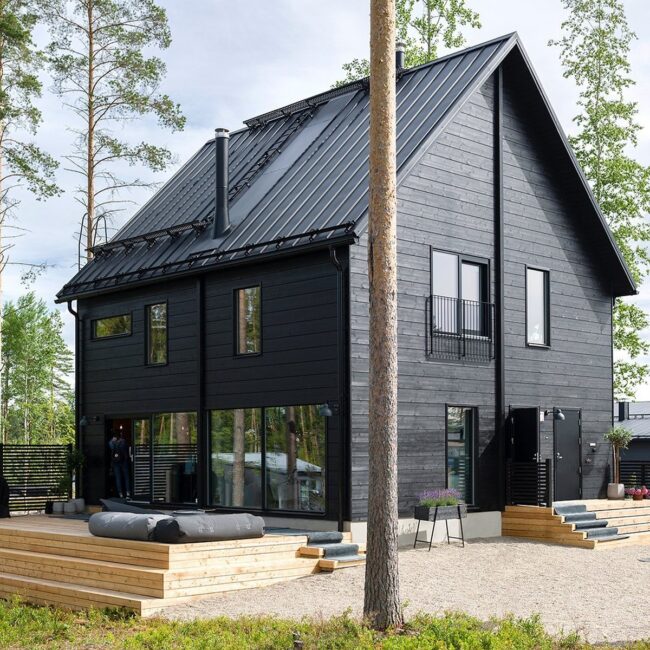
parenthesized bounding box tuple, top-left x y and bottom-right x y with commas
(44, 0, 185, 263)
(336, 0, 480, 86)
(0, 1, 59, 442)
(364, 0, 402, 630)
(550, 0, 650, 398)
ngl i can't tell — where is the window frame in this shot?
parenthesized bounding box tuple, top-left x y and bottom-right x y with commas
(208, 403, 328, 516)
(525, 265, 551, 348)
(429, 247, 491, 337)
(144, 301, 169, 367)
(233, 284, 262, 357)
(444, 404, 478, 507)
(91, 313, 132, 340)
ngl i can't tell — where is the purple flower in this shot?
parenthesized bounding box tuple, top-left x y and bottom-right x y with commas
(418, 488, 463, 506)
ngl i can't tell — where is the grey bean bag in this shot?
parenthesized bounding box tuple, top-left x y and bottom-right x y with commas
(154, 512, 264, 544)
(89, 511, 173, 541)
(100, 498, 164, 515)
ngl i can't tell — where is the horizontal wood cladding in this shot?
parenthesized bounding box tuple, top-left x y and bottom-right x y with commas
(349, 79, 498, 520)
(501, 68, 613, 498)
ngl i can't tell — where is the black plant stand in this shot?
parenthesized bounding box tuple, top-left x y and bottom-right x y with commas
(413, 504, 466, 550)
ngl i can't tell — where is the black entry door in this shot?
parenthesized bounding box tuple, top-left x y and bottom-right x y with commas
(554, 408, 581, 501)
(509, 407, 540, 462)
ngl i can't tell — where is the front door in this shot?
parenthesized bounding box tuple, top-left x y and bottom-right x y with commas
(554, 408, 581, 501)
(508, 407, 540, 462)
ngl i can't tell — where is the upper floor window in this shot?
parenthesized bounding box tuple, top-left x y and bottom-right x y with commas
(146, 303, 168, 365)
(235, 286, 261, 355)
(526, 268, 550, 347)
(92, 314, 131, 339)
(428, 249, 493, 362)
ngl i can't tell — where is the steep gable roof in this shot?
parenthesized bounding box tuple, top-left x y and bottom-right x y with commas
(57, 33, 635, 301)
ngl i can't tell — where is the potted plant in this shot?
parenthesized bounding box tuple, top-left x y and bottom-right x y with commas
(414, 488, 466, 522)
(632, 488, 645, 501)
(604, 426, 632, 499)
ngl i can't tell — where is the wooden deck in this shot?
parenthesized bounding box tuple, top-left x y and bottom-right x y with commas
(0, 516, 361, 615)
(502, 499, 650, 548)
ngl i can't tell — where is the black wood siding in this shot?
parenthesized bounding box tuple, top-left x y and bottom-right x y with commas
(348, 67, 615, 521)
(500, 67, 613, 498)
(349, 78, 498, 521)
(78, 249, 344, 517)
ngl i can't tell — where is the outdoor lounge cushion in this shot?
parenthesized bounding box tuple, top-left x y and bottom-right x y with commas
(89, 512, 172, 541)
(100, 498, 164, 515)
(153, 512, 264, 544)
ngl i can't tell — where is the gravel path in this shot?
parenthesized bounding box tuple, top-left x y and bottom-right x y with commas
(162, 538, 650, 643)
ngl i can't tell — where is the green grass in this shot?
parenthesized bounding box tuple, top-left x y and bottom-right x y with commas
(0, 598, 647, 649)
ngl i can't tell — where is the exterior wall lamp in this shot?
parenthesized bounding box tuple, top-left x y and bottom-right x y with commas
(544, 408, 565, 421)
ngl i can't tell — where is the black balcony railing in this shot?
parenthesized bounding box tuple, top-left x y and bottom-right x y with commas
(426, 294, 495, 362)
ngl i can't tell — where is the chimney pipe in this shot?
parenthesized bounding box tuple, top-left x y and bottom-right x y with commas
(213, 128, 230, 238)
(618, 401, 629, 422)
(396, 42, 406, 70)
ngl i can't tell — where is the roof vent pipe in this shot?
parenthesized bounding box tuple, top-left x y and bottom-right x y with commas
(213, 128, 230, 238)
(396, 42, 406, 70)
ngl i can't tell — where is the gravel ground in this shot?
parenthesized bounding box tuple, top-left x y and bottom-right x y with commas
(161, 538, 650, 643)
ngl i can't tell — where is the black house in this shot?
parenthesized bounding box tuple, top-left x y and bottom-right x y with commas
(58, 34, 635, 540)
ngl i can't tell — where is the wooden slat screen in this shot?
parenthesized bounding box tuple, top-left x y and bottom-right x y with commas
(620, 460, 650, 488)
(506, 459, 552, 506)
(0, 444, 72, 512)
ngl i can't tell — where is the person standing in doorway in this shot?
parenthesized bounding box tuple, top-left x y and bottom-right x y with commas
(109, 430, 131, 498)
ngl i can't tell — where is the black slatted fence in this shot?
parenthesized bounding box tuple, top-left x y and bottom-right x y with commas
(0, 444, 72, 512)
(506, 459, 553, 506)
(620, 460, 650, 488)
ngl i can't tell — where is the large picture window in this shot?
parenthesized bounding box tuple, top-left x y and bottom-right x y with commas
(526, 267, 550, 346)
(446, 406, 476, 504)
(152, 412, 198, 504)
(92, 314, 131, 339)
(235, 286, 261, 355)
(210, 408, 263, 509)
(146, 303, 168, 365)
(209, 404, 326, 513)
(265, 405, 326, 513)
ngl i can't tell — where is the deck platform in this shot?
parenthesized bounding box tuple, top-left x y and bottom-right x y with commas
(502, 499, 650, 548)
(0, 516, 363, 615)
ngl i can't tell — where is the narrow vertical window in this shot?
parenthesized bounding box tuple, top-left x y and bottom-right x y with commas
(446, 406, 476, 504)
(526, 268, 550, 346)
(146, 303, 167, 365)
(235, 286, 261, 355)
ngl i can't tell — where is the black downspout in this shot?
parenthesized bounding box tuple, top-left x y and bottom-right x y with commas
(494, 66, 506, 510)
(197, 276, 207, 507)
(329, 246, 346, 533)
(67, 300, 82, 496)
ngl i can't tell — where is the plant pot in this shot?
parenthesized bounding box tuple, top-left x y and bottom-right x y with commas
(414, 504, 467, 521)
(633, 493, 644, 501)
(63, 500, 77, 515)
(72, 498, 85, 514)
(607, 483, 625, 500)
(52, 501, 65, 515)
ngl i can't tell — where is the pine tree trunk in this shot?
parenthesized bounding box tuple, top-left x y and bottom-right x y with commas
(363, 0, 402, 631)
(86, 1, 95, 260)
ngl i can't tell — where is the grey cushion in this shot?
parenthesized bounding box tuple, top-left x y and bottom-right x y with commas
(89, 512, 173, 541)
(100, 498, 164, 515)
(154, 513, 265, 544)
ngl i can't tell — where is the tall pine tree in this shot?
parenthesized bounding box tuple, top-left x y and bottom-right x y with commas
(550, 0, 650, 398)
(43, 0, 185, 264)
(0, 1, 60, 442)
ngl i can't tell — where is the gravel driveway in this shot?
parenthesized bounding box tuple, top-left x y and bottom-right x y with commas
(161, 538, 650, 643)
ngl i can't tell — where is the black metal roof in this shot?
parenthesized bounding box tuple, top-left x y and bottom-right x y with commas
(57, 33, 635, 301)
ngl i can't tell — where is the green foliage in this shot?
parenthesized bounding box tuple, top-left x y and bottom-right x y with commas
(549, 0, 650, 398)
(0, 292, 74, 444)
(42, 0, 186, 252)
(604, 425, 633, 450)
(335, 0, 480, 86)
(0, 599, 601, 649)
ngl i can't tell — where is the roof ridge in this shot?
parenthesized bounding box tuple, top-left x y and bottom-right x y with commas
(241, 32, 518, 129)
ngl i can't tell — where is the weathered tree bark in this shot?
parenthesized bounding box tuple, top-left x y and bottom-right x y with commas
(86, 1, 95, 260)
(363, 0, 402, 631)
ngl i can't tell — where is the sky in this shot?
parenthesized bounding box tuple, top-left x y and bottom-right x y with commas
(6, 0, 650, 396)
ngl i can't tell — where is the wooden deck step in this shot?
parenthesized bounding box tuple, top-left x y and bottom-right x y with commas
(318, 557, 367, 571)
